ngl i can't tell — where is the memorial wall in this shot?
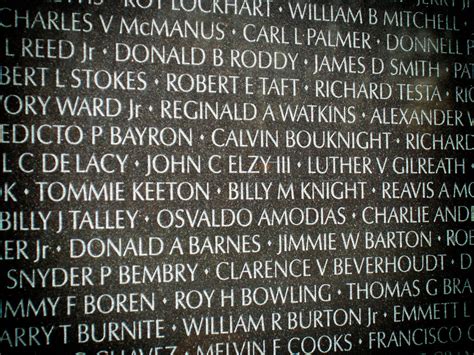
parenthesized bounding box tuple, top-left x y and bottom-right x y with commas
(0, 0, 473, 354)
